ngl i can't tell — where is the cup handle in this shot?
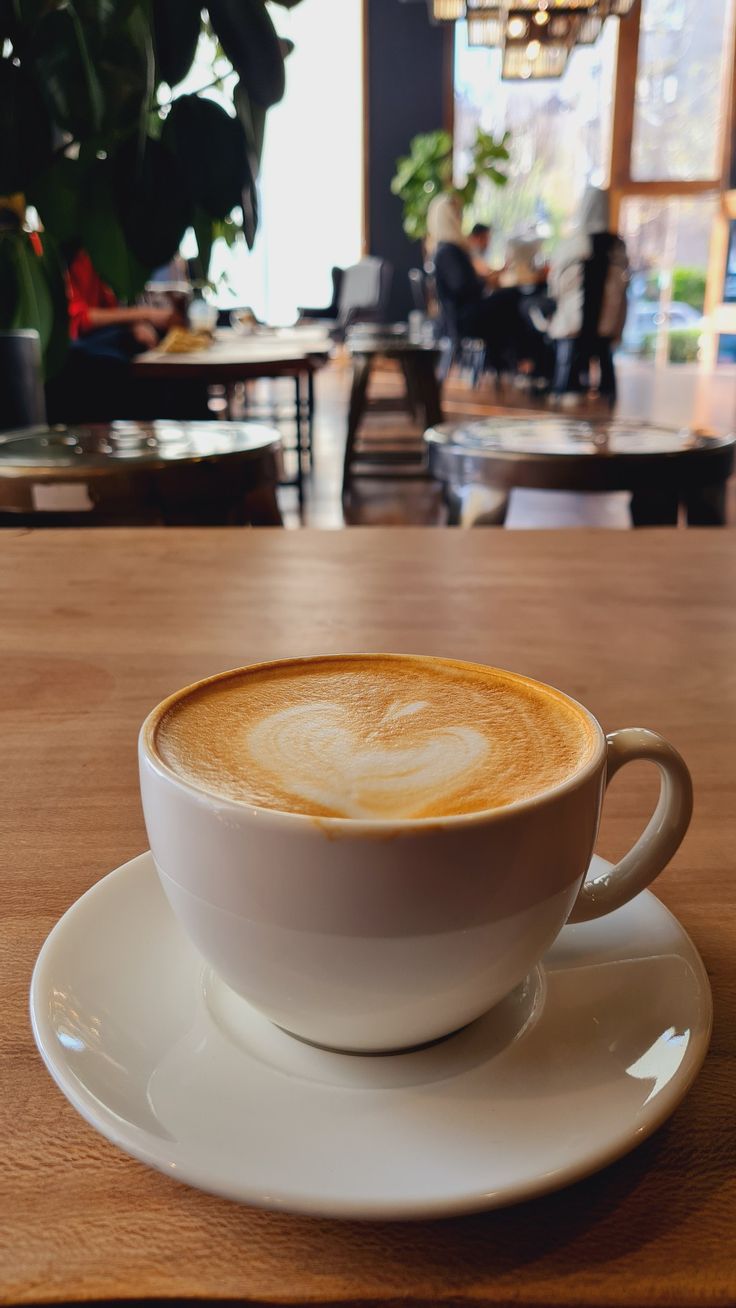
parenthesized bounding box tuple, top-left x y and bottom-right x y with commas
(568, 728, 693, 925)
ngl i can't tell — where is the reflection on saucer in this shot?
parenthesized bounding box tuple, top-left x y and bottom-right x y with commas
(200, 966, 544, 1090)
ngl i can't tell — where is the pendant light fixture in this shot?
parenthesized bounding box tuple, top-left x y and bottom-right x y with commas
(424, 0, 636, 77)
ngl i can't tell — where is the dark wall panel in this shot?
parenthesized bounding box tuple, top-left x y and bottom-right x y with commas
(365, 0, 448, 320)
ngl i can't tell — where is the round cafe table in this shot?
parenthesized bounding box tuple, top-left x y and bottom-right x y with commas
(132, 328, 331, 512)
(0, 420, 283, 526)
(425, 415, 735, 527)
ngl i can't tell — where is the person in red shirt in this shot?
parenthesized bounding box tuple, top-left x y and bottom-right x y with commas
(65, 248, 174, 349)
(47, 245, 210, 423)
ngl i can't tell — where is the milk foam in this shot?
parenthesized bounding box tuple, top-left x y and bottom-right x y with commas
(153, 656, 596, 819)
(247, 701, 489, 819)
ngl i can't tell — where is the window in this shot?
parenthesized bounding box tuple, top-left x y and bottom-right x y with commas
(619, 195, 717, 362)
(454, 19, 617, 255)
(205, 0, 363, 323)
(631, 0, 732, 182)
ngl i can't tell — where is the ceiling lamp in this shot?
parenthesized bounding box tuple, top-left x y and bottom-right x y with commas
(467, 9, 505, 45)
(502, 5, 578, 78)
(507, 13, 529, 36)
(508, 0, 597, 8)
(422, 0, 638, 76)
(429, 0, 466, 20)
(577, 12, 603, 41)
(548, 12, 577, 36)
(502, 42, 570, 78)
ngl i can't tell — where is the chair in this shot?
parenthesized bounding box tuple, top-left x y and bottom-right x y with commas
(408, 268, 429, 314)
(428, 265, 488, 387)
(297, 266, 344, 321)
(0, 330, 46, 431)
(335, 258, 393, 339)
(299, 259, 393, 340)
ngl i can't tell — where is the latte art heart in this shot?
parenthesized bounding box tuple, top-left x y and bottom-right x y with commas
(154, 655, 597, 818)
(247, 702, 490, 820)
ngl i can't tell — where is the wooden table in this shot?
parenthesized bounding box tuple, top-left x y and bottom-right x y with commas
(343, 338, 443, 497)
(2, 528, 735, 1306)
(133, 329, 332, 510)
(0, 421, 283, 526)
(426, 416, 736, 526)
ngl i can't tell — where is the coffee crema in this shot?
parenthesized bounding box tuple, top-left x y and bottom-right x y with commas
(152, 656, 597, 820)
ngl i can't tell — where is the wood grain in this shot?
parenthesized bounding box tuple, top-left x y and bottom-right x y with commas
(1, 528, 735, 1307)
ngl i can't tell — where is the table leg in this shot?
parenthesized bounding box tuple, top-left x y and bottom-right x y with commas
(240, 483, 283, 527)
(294, 374, 305, 515)
(406, 352, 443, 429)
(629, 490, 679, 526)
(307, 367, 315, 470)
(343, 353, 373, 498)
(684, 483, 728, 527)
(399, 356, 421, 421)
(444, 483, 510, 527)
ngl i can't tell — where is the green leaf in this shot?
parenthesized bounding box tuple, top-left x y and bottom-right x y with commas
(153, 0, 202, 88)
(163, 93, 252, 220)
(391, 126, 508, 241)
(73, 0, 139, 24)
(212, 215, 240, 247)
(27, 155, 86, 245)
(114, 135, 192, 269)
(192, 204, 214, 281)
(79, 159, 148, 301)
(0, 58, 52, 192)
(1, 0, 18, 44)
(108, 8, 155, 141)
(241, 173, 258, 249)
(32, 4, 104, 138)
(234, 80, 266, 179)
(34, 231, 69, 377)
(0, 228, 68, 377)
(10, 0, 63, 33)
(0, 231, 21, 328)
(206, 0, 285, 108)
(8, 235, 52, 345)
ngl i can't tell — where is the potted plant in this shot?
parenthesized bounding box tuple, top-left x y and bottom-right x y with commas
(0, 0, 305, 378)
(391, 127, 511, 245)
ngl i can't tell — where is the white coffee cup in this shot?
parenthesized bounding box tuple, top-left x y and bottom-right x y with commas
(139, 658, 692, 1053)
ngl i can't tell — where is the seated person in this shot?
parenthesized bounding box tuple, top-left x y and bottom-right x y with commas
(426, 193, 551, 380)
(66, 245, 176, 354)
(467, 222, 498, 286)
(499, 237, 546, 290)
(46, 247, 208, 423)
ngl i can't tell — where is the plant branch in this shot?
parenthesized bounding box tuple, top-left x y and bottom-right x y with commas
(159, 70, 231, 109)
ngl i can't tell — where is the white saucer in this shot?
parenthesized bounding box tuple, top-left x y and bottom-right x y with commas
(31, 852, 712, 1220)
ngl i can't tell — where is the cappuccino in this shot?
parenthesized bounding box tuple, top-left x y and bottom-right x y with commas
(153, 656, 596, 821)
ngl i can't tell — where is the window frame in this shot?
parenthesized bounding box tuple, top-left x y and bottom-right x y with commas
(608, 0, 736, 364)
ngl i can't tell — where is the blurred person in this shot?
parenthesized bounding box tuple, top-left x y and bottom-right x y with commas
(426, 193, 551, 381)
(65, 245, 176, 353)
(467, 222, 498, 285)
(547, 186, 629, 402)
(46, 246, 208, 423)
(499, 237, 546, 290)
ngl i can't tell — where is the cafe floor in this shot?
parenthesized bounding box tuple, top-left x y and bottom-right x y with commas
(274, 355, 736, 529)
